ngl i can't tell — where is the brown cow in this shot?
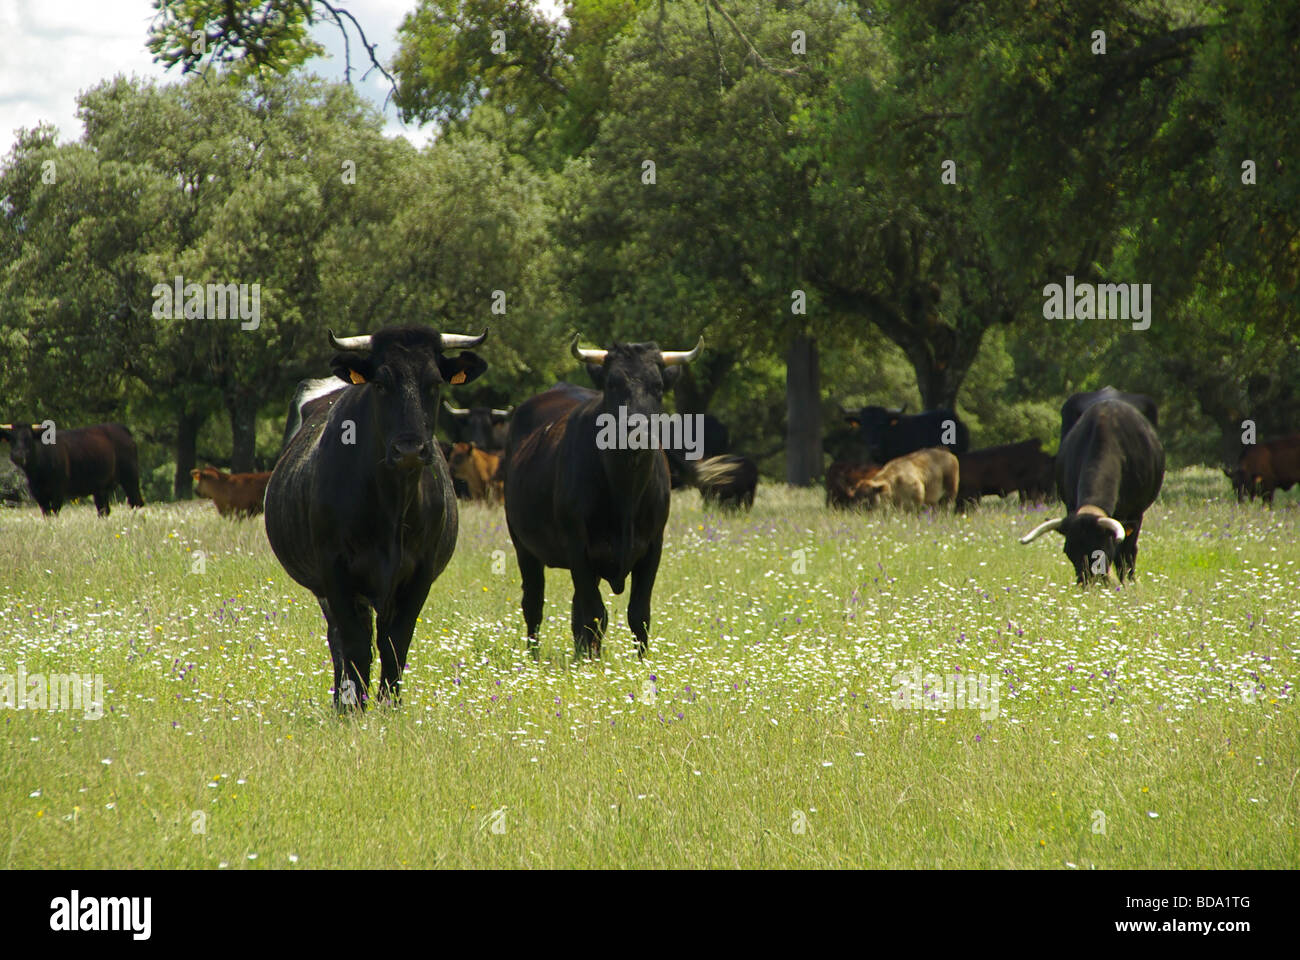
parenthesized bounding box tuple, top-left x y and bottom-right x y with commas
(826, 461, 881, 508)
(856, 448, 958, 510)
(192, 466, 272, 517)
(1226, 433, 1300, 506)
(449, 442, 503, 503)
(956, 439, 1055, 512)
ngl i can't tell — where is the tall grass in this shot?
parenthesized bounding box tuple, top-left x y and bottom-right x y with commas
(1, 468, 1295, 867)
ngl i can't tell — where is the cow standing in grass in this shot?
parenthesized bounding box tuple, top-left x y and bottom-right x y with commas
(855, 448, 959, 511)
(191, 466, 272, 517)
(1225, 433, 1300, 506)
(1022, 398, 1164, 584)
(0, 422, 143, 516)
(264, 326, 487, 710)
(503, 336, 702, 659)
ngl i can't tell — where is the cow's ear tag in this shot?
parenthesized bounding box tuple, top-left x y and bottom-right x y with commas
(1255, 475, 1263, 483)
(848, 419, 859, 429)
(450, 371, 467, 385)
(889, 418, 899, 426)
(349, 369, 366, 384)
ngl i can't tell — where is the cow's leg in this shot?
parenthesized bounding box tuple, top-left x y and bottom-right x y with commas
(514, 545, 545, 658)
(375, 573, 433, 705)
(627, 539, 662, 658)
(569, 563, 606, 660)
(119, 463, 144, 508)
(93, 489, 112, 517)
(320, 588, 373, 712)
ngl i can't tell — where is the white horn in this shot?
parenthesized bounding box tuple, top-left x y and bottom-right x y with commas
(571, 333, 608, 364)
(440, 330, 487, 349)
(661, 336, 704, 366)
(328, 329, 372, 352)
(443, 401, 469, 416)
(1020, 517, 1065, 543)
(491, 407, 512, 417)
(1097, 517, 1126, 542)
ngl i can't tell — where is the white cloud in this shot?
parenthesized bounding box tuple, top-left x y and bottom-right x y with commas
(0, 0, 571, 155)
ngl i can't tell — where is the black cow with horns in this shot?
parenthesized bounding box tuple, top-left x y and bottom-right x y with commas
(503, 334, 703, 659)
(264, 326, 487, 710)
(1021, 397, 1165, 584)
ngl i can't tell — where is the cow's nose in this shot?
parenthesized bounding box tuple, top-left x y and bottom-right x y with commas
(389, 439, 431, 468)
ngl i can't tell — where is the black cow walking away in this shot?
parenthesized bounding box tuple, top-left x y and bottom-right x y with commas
(504, 335, 702, 660)
(1059, 386, 1158, 443)
(0, 422, 143, 516)
(676, 453, 758, 509)
(264, 326, 487, 710)
(845, 404, 970, 463)
(1021, 398, 1165, 584)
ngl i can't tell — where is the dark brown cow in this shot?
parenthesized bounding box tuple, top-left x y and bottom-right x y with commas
(192, 466, 273, 517)
(1226, 433, 1300, 506)
(0, 422, 143, 516)
(826, 461, 881, 508)
(448, 442, 503, 503)
(956, 440, 1055, 512)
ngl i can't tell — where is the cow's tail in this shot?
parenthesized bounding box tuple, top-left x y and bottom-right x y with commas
(674, 454, 746, 489)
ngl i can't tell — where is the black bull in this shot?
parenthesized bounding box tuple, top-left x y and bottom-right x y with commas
(1022, 398, 1164, 583)
(0, 422, 143, 516)
(504, 336, 702, 659)
(264, 326, 487, 709)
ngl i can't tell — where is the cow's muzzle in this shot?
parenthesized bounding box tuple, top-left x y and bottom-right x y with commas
(387, 438, 434, 469)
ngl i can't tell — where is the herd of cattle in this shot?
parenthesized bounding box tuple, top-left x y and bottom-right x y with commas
(3, 326, 1299, 708)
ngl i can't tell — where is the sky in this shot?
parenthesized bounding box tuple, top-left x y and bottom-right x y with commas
(0, 0, 564, 155)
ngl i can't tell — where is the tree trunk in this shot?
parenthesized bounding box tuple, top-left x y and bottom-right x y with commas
(785, 332, 822, 485)
(902, 322, 987, 410)
(172, 409, 204, 499)
(227, 389, 259, 473)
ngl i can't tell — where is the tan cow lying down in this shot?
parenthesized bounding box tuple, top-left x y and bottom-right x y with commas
(856, 447, 959, 510)
(449, 442, 503, 502)
(192, 466, 272, 517)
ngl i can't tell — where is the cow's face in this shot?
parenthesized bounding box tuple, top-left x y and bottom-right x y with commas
(191, 467, 220, 499)
(585, 343, 681, 420)
(449, 442, 473, 473)
(332, 329, 486, 471)
(0, 425, 39, 469)
(857, 478, 889, 508)
(1059, 514, 1122, 584)
(847, 405, 904, 457)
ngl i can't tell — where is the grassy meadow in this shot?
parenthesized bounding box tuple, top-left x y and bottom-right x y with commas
(0, 467, 1296, 868)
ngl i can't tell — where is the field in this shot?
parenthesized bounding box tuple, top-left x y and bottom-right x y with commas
(1, 468, 1296, 869)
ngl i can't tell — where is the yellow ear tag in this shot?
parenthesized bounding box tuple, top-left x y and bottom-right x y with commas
(889, 418, 899, 426)
(848, 420, 859, 429)
(349, 370, 366, 384)
(450, 371, 467, 385)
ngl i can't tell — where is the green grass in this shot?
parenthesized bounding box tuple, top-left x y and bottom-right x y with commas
(1, 467, 1296, 868)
